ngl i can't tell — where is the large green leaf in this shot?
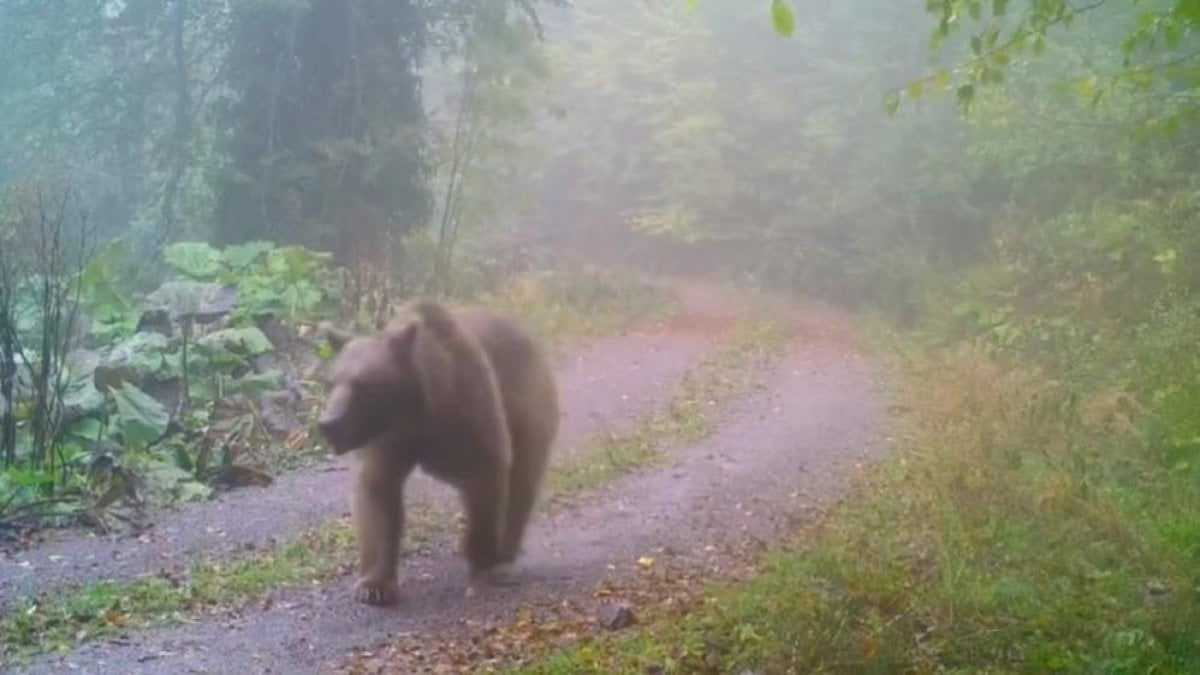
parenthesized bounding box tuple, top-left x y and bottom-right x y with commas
(62, 350, 105, 417)
(94, 332, 172, 391)
(12, 275, 47, 344)
(79, 239, 138, 334)
(136, 457, 212, 503)
(196, 326, 275, 356)
(163, 242, 223, 280)
(222, 241, 275, 271)
(67, 417, 104, 441)
(110, 382, 170, 452)
(265, 245, 332, 283)
(234, 370, 283, 398)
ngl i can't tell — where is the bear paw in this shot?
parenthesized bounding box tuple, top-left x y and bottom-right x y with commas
(354, 577, 399, 606)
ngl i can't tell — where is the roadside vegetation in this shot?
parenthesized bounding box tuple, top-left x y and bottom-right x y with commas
(0, 289, 772, 664)
(509, 1, 1200, 672)
(0, 229, 673, 537)
(4, 0, 1200, 672)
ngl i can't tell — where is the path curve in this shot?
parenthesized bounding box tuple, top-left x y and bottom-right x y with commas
(6, 285, 890, 674)
(0, 288, 730, 610)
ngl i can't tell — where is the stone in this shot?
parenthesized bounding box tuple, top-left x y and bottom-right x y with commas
(597, 601, 636, 631)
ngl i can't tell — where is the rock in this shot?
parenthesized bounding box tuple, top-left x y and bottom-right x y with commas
(597, 601, 636, 631)
(1143, 578, 1171, 606)
(93, 333, 182, 412)
(259, 389, 302, 437)
(145, 281, 238, 325)
(135, 308, 174, 338)
(140, 378, 184, 416)
(255, 316, 292, 351)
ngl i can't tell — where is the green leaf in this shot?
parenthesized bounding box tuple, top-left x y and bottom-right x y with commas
(197, 326, 275, 356)
(67, 417, 104, 441)
(62, 365, 105, 416)
(117, 332, 171, 369)
(956, 83, 976, 108)
(222, 241, 275, 270)
(1179, 0, 1200, 22)
(235, 370, 284, 398)
(111, 382, 170, 452)
(984, 25, 1000, 48)
(771, 0, 795, 37)
(993, 0, 1009, 16)
(934, 69, 952, 90)
(163, 242, 223, 280)
(1164, 18, 1184, 47)
(146, 281, 238, 322)
(137, 458, 212, 502)
(883, 90, 901, 115)
(80, 239, 137, 329)
(266, 245, 331, 282)
(174, 444, 194, 472)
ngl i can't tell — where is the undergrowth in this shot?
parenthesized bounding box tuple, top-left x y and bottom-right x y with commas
(481, 265, 681, 355)
(0, 504, 452, 665)
(0, 519, 361, 665)
(0, 289, 771, 663)
(519, 336, 1200, 674)
(0, 253, 676, 531)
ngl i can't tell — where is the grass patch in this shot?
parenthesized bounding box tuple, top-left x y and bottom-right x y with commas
(481, 265, 682, 354)
(545, 306, 792, 501)
(516, 340, 1200, 674)
(0, 507, 446, 666)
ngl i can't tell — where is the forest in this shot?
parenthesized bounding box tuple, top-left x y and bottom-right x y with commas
(0, 0, 1198, 672)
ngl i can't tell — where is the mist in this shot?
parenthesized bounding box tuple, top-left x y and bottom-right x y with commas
(1, 0, 1198, 672)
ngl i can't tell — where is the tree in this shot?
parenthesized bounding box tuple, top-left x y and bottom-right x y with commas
(892, 1, 1200, 126)
(424, 0, 558, 295)
(543, 0, 971, 313)
(213, 0, 432, 269)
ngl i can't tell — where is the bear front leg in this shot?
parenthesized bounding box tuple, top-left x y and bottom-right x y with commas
(461, 462, 510, 594)
(351, 451, 413, 606)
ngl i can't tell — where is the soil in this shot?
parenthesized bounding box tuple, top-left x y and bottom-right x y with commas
(1, 281, 891, 674)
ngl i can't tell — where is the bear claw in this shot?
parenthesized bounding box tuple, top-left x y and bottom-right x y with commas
(354, 578, 399, 606)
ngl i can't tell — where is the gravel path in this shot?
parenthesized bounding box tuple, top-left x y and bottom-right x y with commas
(3, 285, 890, 675)
(0, 302, 721, 612)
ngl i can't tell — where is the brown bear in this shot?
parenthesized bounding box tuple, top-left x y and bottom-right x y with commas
(316, 301, 560, 605)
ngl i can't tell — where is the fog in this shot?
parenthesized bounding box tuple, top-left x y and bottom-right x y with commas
(2, 1, 1198, 672)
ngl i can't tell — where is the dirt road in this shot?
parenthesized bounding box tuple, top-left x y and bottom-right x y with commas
(2, 282, 888, 674)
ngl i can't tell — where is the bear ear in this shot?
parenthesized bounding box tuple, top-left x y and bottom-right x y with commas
(386, 321, 419, 363)
(388, 318, 454, 413)
(319, 322, 355, 354)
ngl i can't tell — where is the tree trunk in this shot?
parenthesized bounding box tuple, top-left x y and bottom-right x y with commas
(158, 0, 192, 245)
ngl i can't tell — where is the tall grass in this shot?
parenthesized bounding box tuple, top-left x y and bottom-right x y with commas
(480, 265, 681, 353)
(521, 339, 1200, 673)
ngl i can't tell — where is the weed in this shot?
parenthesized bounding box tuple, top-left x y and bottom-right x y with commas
(0, 509, 444, 665)
(481, 266, 682, 355)
(518, 343, 1200, 674)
